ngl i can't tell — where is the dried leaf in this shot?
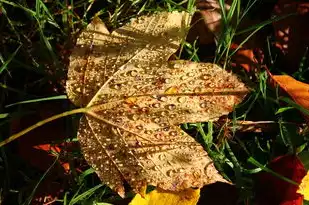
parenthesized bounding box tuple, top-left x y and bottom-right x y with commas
(66, 11, 248, 197)
(129, 188, 200, 205)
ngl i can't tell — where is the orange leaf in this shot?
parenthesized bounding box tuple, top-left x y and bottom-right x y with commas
(272, 75, 309, 116)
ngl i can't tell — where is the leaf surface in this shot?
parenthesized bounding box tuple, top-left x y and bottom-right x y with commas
(272, 75, 309, 116)
(129, 188, 200, 205)
(66, 11, 248, 197)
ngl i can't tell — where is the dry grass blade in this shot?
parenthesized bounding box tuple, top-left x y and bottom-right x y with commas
(66, 11, 249, 197)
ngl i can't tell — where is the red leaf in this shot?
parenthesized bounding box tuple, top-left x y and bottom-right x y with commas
(255, 155, 306, 205)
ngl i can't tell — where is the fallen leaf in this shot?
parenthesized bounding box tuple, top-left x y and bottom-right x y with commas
(66, 11, 248, 197)
(129, 188, 200, 205)
(256, 155, 306, 205)
(297, 171, 309, 200)
(272, 75, 309, 116)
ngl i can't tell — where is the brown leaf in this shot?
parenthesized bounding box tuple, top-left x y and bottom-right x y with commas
(66, 11, 248, 197)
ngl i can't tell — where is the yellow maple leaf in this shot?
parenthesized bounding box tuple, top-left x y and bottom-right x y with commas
(129, 188, 200, 205)
(297, 171, 309, 200)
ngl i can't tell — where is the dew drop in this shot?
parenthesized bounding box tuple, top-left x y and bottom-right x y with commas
(163, 127, 170, 131)
(194, 87, 202, 93)
(164, 78, 170, 83)
(177, 97, 186, 103)
(110, 84, 121, 90)
(145, 130, 153, 134)
(136, 125, 143, 130)
(132, 104, 139, 109)
(166, 169, 175, 177)
(160, 123, 168, 127)
(153, 118, 161, 123)
(180, 75, 188, 80)
(152, 103, 160, 108)
(160, 111, 168, 116)
(187, 72, 194, 77)
(167, 104, 176, 110)
(169, 131, 177, 136)
(158, 154, 166, 160)
(172, 63, 181, 69)
(200, 102, 207, 108)
(189, 80, 195, 85)
(130, 114, 139, 121)
(129, 70, 138, 77)
(158, 96, 168, 102)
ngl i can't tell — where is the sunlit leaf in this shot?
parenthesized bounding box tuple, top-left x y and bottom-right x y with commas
(129, 188, 200, 205)
(272, 75, 309, 117)
(66, 11, 248, 197)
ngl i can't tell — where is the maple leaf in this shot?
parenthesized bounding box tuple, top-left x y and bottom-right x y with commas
(66, 11, 248, 197)
(129, 188, 200, 205)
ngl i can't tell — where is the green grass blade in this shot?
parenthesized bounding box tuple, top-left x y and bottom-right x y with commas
(69, 184, 104, 205)
(248, 157, 298, 185)
(5, 95, 67, 108)
(0, 45, 22, 74)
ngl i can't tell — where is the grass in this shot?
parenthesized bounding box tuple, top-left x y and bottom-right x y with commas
(0, 0, 308, 204)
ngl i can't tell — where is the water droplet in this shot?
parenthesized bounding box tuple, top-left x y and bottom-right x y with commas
(164, 78, 170, 83)
(189, 80, 195, 85)
(169, 131, 177, 136)
(129, 70, 138, 77)
(173, 63, 181, 69)
(145, 130, 153, 134)
(153, 118, 161, 123)
(200, 102, 207, 108)
(132, 104, 139, 109)
(167, 104, 176, 110)
(160, 111, 168, 116)
(163, 127, 170, 131)
(158, 96, 167, 102)
(177, 168, 185, 173)
(166, 169, 175, 177)
(194, 87, 202, 93)
(110, 84, 121, 90)
(136, 125, 143, 130)
(160, 123, 168, 127)
(177, 97, 186, 103)
(158, 154, 166, 160)
(180, 75, 188, 80)
(141, 107, 149, 112)
(134, 85, 142, 89)
(130, 114, 139, 121)
(187, 72, 194, 77)
(152, 103, 160, 108)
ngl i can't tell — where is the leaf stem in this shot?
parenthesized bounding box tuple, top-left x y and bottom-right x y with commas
(0, 107, 88, 147)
